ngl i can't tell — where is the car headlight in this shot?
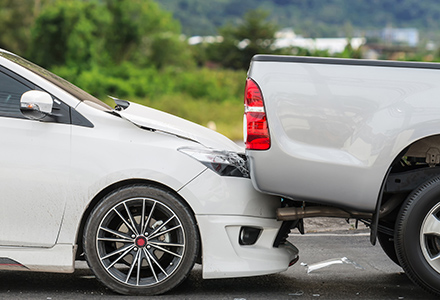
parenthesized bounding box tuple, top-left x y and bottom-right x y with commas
(178, 147, 249, 178)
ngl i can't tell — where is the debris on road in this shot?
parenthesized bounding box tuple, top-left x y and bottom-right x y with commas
(306, 257, 364, 273)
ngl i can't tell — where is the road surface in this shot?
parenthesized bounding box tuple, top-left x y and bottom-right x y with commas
(0, 219, 436, 299)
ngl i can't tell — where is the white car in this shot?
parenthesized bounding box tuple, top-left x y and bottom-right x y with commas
(0, 49, 297, 295)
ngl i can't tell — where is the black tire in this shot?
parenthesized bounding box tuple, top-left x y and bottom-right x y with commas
(377, 231, 400, 266)
(395, 176, 440, 296)
(83, 184, 199, 295)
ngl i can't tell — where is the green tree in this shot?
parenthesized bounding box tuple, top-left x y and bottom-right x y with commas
(29, 0, 194, 70)
(104, 0, 193, 69)
(29, 0, 111, 69)
(209, 9, 278, 69)
(0, 0, 42, 55)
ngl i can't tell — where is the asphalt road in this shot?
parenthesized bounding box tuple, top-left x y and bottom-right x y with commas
(0, 224, 436, 300)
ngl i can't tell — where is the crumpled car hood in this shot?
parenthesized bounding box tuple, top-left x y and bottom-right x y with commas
(116, 101, 243, 152)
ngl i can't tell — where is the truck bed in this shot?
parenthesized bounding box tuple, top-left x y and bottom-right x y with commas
(246, 55, 440, 211)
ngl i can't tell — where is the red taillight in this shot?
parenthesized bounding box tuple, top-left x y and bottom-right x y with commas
(244, 78, 270, 150)
(245, 79, 264, 107)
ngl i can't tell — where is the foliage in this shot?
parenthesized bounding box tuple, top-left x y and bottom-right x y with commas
(28, 0, 193, 70)
(335, 41, 362, 59)
(0, 0, 41, 54)
(158, 0, 231, 36)
(103, 0, 193, 69)
(52, 62, 245, 100)
(29, 0, 110, 69)
(208, 9, 279, 69)
(160, 0, 440, 38)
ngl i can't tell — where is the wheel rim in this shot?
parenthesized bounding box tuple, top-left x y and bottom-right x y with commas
(96, 197, 186, 287)
(420, 202, 440, 273)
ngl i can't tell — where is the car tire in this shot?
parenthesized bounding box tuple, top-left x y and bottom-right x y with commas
(83, 184, 199, 295)
(377, 231, 400, 266)
(395, 176, 440, 296)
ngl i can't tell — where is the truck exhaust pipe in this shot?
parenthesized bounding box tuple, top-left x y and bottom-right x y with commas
(277, 206, 373, 221)
(277, 194, 405, 221)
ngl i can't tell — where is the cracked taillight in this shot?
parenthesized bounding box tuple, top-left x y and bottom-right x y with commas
(244, 78, 270, 150)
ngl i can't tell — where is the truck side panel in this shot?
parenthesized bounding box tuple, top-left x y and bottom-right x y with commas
(248, 58, 440, 211)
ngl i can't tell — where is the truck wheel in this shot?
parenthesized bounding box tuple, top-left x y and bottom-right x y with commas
(83, 184, 199, 295)
(395, 177, 440, 296)
(377, 231, 400, 266)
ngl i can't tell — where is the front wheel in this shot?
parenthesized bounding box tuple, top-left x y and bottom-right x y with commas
(83, 184, 199, 295)
(395, 177, 440, 296)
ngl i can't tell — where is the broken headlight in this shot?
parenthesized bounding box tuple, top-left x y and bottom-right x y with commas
(178, 147, 249, 178)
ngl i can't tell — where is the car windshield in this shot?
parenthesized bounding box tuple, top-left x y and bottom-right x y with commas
(0, 51, 112, 111)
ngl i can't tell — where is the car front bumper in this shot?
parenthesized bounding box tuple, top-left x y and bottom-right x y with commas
(197, 215, 298, 278)
(178, 169, 298, 279)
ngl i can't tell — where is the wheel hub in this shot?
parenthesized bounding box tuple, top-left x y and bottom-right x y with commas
(135, 235, 148, 248)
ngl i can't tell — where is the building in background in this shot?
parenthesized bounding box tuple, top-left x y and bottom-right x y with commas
(274, 28, 365, 54)
(365, 27, 419, 47)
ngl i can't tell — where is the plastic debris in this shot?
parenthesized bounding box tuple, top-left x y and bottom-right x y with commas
(307, 257, 364, 273)
(289, 291, 304, 296)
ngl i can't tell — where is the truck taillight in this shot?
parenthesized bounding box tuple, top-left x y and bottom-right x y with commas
(244, 78, 270, 150)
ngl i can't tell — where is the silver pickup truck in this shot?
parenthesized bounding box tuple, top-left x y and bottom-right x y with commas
(245, 55, 440, 296)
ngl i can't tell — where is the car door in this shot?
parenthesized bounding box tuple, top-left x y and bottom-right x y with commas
(0, 68, 71, 247)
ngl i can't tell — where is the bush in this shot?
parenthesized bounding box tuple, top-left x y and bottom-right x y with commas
(51, 64, 246, 103)
(168, 68, 246, 101)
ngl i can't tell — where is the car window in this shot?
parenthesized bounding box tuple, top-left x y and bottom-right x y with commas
(0, 71, 31, 119)
(0, 51, 112, 111)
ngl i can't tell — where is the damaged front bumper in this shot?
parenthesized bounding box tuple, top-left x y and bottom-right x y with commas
(178, 167, 299, 279)
(197, 215, 299, 278)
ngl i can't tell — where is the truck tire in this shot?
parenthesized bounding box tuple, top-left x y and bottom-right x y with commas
(83, 184, 199, 295)
(395, 176, 440, 296)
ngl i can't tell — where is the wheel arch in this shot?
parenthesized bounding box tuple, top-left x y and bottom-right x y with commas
(372, 133, 440, 243)
(380, 133, 440, 197)
(381, 133, 440, 197)
(74, 178, 200, 260)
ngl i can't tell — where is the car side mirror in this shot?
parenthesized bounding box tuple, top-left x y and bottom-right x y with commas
(20, 90, 53, 120)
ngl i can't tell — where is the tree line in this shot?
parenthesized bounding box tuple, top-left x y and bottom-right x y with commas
(1, 0, 193, 70)
(161, 0, 440, 39)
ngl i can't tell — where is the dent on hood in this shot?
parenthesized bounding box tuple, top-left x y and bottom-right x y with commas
(113, 99, 243, 152)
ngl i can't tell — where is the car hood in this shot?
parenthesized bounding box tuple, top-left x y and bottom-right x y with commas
(116, 101, 243, 152)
